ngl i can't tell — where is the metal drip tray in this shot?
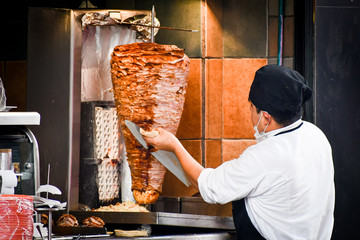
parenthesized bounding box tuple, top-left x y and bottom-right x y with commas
(69, 211, 235, 230)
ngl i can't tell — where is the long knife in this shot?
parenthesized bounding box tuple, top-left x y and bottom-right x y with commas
(125, 120, 191, 187)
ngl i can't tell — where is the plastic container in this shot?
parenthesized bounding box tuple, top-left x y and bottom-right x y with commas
(0, 149, 12, 170)
(0, 195, 33, 239)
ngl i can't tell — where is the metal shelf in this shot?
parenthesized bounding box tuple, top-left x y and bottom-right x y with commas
(0, 112, 40, 125)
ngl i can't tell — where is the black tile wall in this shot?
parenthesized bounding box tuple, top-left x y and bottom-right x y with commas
(316, 0, 360, 7)
(315, 5, 360, 239)
(105, 0, 135, 9)
(223, 0, 267, 57)
(135, 0, 202, 57)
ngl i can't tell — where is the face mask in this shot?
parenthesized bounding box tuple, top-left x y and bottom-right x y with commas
(253, 111, 270, 142)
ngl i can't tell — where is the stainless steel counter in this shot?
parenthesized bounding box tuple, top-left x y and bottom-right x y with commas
(136, 233, 234, 240)
(51, 232, 234, 240)
(69, 211, 235, 230)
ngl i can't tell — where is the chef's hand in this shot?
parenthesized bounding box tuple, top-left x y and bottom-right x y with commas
(142, 128, 180, 152)
(142, 127, 204, 189)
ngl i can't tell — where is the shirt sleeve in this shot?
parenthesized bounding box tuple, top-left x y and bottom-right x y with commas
(197, 150, 268, 204)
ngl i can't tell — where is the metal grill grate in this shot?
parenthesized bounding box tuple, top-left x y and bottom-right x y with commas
(94, 107, 121, 202)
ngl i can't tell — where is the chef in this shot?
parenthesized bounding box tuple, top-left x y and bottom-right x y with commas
(143, 65, 335, 240)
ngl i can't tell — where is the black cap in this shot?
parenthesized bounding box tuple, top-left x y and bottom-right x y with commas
(248, 65, 312, 119)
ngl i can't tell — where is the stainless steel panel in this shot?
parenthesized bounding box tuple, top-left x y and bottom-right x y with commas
(157, 212, 235, 230)
(151, 197, 181, 213)
(181, 197, 232, 217)
(69, 8, 82, 211)
(28, 8, 77, 206)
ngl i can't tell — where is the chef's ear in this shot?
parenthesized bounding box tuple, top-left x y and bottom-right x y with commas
(263, 111, 271, 121)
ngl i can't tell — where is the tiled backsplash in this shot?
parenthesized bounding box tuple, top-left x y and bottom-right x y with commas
(205, 0, 223, 57)
(159, 0, 294, 197)
(177, 58, 202, 139)
(222, 58, 267, 139)
(205, 59, 222, 138)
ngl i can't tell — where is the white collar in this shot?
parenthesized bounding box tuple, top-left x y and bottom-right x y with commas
(257, 119, 303, 142)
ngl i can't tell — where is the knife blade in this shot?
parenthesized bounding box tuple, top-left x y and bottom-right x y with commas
(125, 120, 191, 187)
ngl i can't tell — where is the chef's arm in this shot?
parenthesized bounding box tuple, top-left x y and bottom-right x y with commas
(172, 141, 204, 188)
(142, 128, 204, 189)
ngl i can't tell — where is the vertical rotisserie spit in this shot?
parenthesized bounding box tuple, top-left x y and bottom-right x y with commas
(110, 42, 190, 204)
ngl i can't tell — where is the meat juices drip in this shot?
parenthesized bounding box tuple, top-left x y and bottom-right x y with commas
(111, 42, 190, 204)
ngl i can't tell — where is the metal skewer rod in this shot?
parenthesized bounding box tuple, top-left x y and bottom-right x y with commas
(119, 22, 199, 32)
(46, 163, 50, 199)
(151, 5, 155, 43)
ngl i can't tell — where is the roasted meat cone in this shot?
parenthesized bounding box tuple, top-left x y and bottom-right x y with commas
(110, 42, 190, 204)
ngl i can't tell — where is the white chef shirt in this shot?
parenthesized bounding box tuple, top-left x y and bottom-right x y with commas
(198, 120, 335, 240)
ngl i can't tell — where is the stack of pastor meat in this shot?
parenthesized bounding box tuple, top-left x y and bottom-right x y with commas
(110, 42, 190, 204)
